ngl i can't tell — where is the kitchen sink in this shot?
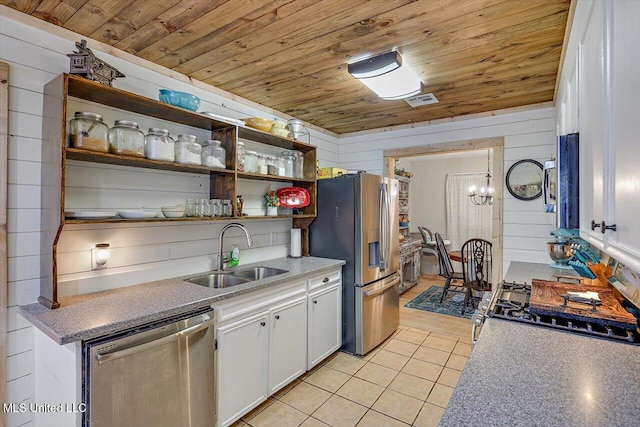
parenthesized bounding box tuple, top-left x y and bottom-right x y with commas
(186, 272, 251, 288)
(232, 266, 289, 280)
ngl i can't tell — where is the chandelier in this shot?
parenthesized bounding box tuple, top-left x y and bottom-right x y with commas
(469, 151, 493, 206)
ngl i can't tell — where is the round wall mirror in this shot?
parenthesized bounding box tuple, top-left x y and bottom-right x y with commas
(506, 159, 543, 200)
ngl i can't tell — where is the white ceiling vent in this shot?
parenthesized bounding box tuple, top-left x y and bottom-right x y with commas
(405, 93, 439, 107)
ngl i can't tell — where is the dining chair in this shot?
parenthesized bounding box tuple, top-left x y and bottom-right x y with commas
(434, 232, 465, 303)
(418, 226, 437, 258)
(460, 238, 492, 315)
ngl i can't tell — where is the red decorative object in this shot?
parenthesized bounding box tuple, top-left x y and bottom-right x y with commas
(277, 187, 310, 208)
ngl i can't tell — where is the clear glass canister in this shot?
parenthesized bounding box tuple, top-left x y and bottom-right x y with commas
(281, 151, 295, 177)
(175, 134, 201, 165)
(109, 120, 145, 157)
(68, 111, 109, 152)
(293, 151, 304, 178)
(257, 154, 268, 175)
(236, 141, 246, 172)
(201, 140, 226, 168)
(222, 199, 233, 217)
(276, 156, 286, 177)
(145, 128, 175, 161)
(211, 199, 222, 217)
(267, 155, 278, 176)
(245, 150, 258, 173)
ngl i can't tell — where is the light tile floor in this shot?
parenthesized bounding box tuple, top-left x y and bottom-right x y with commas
(233, 325, 471, 427)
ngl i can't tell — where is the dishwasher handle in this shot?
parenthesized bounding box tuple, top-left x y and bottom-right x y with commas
(96, 315, 215, 364)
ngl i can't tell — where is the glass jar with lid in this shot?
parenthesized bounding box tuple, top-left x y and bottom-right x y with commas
(222, 199, 233, 217)
(236, 141, 246, 172)
(245, 150, 258, 173)
(175, 134, 202, 165)
(145, 128, 175, 161)
(201, 140, 226, 168)
(293, 151, 304, 178)
(276, 156, 286, 177)
(109, 120, 145, 157)
(267, 155, 278, 176)
(257, 154, 268, 175)
(281, 151, 295, 177)
(68, 111, 109, 152)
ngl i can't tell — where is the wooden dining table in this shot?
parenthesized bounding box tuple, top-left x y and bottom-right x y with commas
(449, 250, 463, 262)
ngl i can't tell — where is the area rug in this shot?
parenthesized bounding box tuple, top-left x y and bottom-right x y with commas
(405, 286, 472, 319)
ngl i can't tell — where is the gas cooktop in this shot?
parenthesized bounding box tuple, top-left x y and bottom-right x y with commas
(488, 281, 640, 344)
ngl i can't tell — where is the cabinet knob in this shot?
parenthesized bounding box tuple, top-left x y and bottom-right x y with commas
(313, 300, 318, 304)
(260, 321, 266, 327)
(591, 220, 601, 231)
(601, 221, 617, 233)
(275, 315, 280, 320)
(322, 277, 329, 283)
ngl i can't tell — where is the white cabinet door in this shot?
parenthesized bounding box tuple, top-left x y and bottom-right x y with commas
(217, 311, 269, 427)
(308, 283, 342, 369)
(607, 0, 640, 272)
(268, 296, 307, 395)
(578, 0, 606, 248)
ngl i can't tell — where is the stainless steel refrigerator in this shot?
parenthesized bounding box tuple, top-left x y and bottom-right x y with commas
(310, 173, 400, 355)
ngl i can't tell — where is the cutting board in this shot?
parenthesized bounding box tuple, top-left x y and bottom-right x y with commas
(529, 279, 637, 330)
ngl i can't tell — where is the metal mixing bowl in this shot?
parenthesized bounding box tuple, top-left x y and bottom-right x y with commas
(547, 242, 573, 264)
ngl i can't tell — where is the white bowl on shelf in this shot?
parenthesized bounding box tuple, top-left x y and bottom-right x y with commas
(118, 210, 158, 219)
(161, 205, 186, 218)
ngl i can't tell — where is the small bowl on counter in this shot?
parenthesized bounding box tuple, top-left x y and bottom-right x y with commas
(244, 117, 275, 132)
(161, 205, 186, 218)
(159, 89, 200, 112)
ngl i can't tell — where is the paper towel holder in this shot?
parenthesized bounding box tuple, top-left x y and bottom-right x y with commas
(289, 227, 303, 258)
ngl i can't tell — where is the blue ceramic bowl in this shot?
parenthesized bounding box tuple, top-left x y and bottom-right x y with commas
(159, 89, 200, 111)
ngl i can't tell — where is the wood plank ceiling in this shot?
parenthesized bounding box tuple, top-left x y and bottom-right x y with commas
(2, 0, 571, 134)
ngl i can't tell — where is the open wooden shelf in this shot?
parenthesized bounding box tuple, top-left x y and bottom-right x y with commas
(66, 148, 236, 175)
(236, 171, 315, 184)
(40, 73, 317, 309)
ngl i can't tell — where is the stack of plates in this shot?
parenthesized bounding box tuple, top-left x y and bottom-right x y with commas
(65, 211, 117, 219)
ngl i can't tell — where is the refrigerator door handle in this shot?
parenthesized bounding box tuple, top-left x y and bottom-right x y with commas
(383, 183, 391, 270)
(378, 183, 386, 270)
(363, 276, 400, 297)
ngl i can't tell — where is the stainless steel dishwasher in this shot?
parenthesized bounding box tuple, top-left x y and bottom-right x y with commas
(83, 309, 216, 427)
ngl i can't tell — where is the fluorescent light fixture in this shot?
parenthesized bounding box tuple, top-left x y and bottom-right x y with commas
(348, 51, 423, 100)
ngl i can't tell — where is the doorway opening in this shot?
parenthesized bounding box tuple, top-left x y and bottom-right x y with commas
(384, 137, 504, 285)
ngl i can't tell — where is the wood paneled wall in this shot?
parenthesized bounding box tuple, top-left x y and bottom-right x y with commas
(0, 14, 339, 425)
(1, 60, 9, 427)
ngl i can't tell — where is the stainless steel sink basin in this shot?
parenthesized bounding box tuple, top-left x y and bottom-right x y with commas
(186, 272, 251, 288)
(233, 266, 289, 280)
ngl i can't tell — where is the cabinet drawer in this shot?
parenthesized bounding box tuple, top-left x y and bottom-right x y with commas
(212, 279, 306, 324)
(308, 268, 342, 291)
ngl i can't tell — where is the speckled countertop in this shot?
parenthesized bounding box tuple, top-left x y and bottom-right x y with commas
(19, 257, 344, 345)
(440, 261, 640, 427)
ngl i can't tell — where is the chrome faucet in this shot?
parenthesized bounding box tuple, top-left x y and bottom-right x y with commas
(217, 223, 253, 271)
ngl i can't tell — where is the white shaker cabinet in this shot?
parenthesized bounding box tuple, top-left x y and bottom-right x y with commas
(213, 267, 343, 427)
(307, 269, 342, 370)
(578, 0, 606, 248)
(571, 0, 640, 272)
(606, 1, 640, 271)
(268, 296, 308, 395)
(216, 311, 270, 427)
